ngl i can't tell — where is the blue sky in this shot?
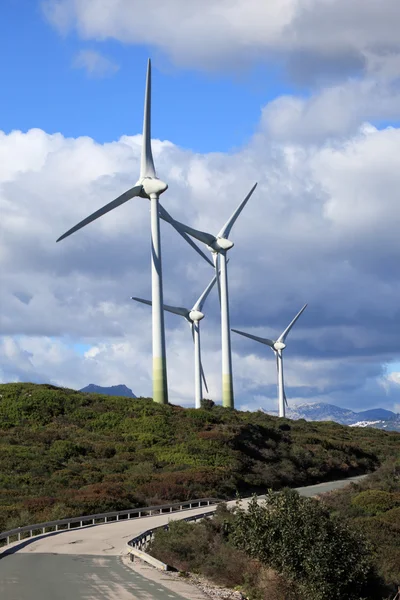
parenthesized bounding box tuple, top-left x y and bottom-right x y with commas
(1, 0, 400, 412)
(0, 0, 293, 153)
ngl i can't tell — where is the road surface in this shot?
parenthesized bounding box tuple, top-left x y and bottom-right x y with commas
(0, 475, 366, 600)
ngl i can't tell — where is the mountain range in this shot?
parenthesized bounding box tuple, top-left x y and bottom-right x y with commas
(265, 402, 400, 432)
(80, 384, 136, 398)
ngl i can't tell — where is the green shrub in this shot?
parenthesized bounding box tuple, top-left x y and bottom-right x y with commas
(231, 490, 378, 600)
(351, 490, 400, 516)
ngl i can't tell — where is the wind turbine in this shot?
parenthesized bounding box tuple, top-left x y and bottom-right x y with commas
(232, 304, 307, 417)
(159, 183, 258, 409)
(56, 59, 211, 405)
(132, 273, 217, 408)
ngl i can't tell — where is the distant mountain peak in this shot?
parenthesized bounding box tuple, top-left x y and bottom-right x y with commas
(264, 401, 399, 432)
(80, 384, 136, 398)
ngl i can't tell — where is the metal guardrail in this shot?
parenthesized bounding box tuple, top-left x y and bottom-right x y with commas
(0, 498, 221, 546)
(127, 509, 217, 551)
(126, 509, 218, 570)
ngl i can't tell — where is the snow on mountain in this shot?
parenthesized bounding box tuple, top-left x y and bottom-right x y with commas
(264, 402, 400, 432)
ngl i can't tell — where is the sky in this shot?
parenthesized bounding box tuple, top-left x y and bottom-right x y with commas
(1, 0, 400, 413)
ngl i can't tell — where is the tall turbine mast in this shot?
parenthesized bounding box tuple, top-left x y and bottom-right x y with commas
(158, 184, 257, 409)
(232, 304, 307, 417)
(132, 272, 217, 408)
(56, 60, 209, 404)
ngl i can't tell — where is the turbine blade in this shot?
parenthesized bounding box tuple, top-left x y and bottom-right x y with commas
(163, 213, 216, 247)
(277, 303, 308, 343)
(231, 328, 275, 348)
(140, 58, 156, 179)
(200, 360, 209, 394)
(217, 183, 257, 239)
(193, 272, 217, 312)
(159, 204, 214, 267)
(132, 297, 189, 317)
(57, 185, 142, 242)
(131, 297, 152, 308)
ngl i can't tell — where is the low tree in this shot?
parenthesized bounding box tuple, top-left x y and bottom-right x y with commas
(230, 489, 380, 600)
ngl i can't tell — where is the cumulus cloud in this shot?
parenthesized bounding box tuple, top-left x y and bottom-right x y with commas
(1, 96, 400, 410)
(42, 0, 400, 80)
(73, 49, 119, 77)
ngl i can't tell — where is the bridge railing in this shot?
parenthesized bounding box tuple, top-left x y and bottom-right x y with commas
(0, 498, 221, 547)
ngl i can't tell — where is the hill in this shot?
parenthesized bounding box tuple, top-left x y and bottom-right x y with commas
(80, 384, 136, 397)
(0, 383, 399, 533)
(266, 402, 400, 432)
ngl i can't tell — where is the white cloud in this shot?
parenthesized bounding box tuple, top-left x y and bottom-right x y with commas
(73, 49, 119, 77)
(42, 0, 400, 79)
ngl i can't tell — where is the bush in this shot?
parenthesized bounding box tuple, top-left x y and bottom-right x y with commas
(351, 490, 400, 515)
(231, 490, 378, 600)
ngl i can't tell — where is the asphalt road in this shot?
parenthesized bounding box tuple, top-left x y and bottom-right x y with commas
(0, 475, 367, 600)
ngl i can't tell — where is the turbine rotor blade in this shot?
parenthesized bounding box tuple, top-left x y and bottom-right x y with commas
(57, 185, 142, 242)
(231, 328, 275, 348)
(159, 204, 214, 267)
(164, 215, 216, 247)
(217, 183, 257, 239)
(140, 58, 156, 179)
(277, 303, 308, 343)
(131, 297, 189, 318)
(193, 272, 217, 312)
(200, 360, 209, 394)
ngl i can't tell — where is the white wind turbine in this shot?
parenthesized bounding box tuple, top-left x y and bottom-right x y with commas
(232, 304, 307, 417)
(56, 59, 211, 405)
(131, 273, 217, 408)
(159, 184, 258, 409)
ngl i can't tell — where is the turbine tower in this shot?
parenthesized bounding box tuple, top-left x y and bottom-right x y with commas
(232, 304, 307, 417)
(159, 184, 258, 409)
(56, 60, 210, 404)
(132, 273, 217, 408)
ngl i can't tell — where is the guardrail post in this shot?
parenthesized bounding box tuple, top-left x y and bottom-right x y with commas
(117, 515, 119, 521)
(42, 527, 45, 534)
(55, 525, 58, 531)
(68, 523, 70, 529)
(29, 530, 33, 537)
(7, 536, 9, 545)
(18, 533, 21, 541)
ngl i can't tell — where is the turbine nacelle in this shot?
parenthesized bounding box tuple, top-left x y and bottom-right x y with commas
(208, 238, 234, 253)
(139, 177, 168, 197)
(189, 310, 205, 322)
(273, 341, 286, 351)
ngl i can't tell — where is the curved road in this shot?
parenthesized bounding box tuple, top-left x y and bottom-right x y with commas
(0, 476, 366, 600)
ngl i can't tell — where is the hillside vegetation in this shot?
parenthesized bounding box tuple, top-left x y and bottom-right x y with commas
(148, 461, 399, 599)
(322, 458, 400, 589)
(0, 383, 399, 532)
